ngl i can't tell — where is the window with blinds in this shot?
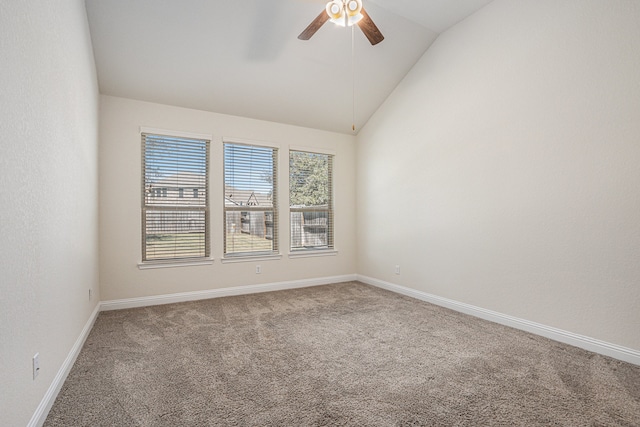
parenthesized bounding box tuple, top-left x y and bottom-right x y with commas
(289, 150, 334, 251)
(142, 132, 210, 261)
(224, 142, 278, 256)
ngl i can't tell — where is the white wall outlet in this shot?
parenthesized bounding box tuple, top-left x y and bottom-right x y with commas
(395, 265, 401, 275)
(256, 265, 262, 274)
(89, 288, 92, 301)
(33, 353, 40, 379)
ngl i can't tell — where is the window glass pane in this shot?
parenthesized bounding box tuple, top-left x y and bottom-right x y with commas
(144, 210, 207, 260)
(142, 133, 209, 261)
(290, 210, 330, 250)
(289, 151, 329, 207)
(224, 143, 278, 255)
(144, 135, 207, 207)
(225, 210, 275, 254)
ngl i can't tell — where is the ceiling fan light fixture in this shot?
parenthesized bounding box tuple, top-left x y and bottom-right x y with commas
(325, 0, 362, 27)
(348, 13, 363, 25)
(326, 1, 344, 21)
(329, 14, 362, 27)
(346, 0, 363, 17)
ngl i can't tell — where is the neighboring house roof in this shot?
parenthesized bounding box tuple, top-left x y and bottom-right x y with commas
(145, 174, 272, 207)
(225, 186, 272, 207)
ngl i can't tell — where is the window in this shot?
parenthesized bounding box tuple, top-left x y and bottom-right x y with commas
(142, 132, 210, 261)
(224, 141, 278, 256)
(289, 150, 334, 251)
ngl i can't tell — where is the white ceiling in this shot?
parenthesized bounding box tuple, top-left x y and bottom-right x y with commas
(85, 0, 493, 134)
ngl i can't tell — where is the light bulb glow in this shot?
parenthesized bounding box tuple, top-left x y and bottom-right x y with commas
(326, 1, 344, 20)
(346, 0, 362, 17)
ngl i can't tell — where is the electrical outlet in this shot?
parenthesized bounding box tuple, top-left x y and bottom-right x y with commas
(395, 265, 400, 275)
(89, 289, 92, 301)
(33, 353, 40, 379)
(256, 265, 262, 274)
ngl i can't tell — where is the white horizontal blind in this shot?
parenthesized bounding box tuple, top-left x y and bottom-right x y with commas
(142, 133, 210, 261)
(224, 142, 278, 256)
(289, 150, 334, 251)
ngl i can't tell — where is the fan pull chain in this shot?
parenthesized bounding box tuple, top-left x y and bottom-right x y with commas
(351, 24, 356, 133)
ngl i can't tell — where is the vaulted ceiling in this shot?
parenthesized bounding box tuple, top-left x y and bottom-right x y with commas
(85, 0, 493, 134)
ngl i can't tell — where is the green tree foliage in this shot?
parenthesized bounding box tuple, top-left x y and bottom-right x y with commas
(289, 152, 329, 206)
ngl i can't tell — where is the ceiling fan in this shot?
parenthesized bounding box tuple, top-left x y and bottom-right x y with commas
(298, 0, 384, 45)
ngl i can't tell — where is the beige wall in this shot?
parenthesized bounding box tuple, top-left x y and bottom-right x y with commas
(99, 95, 357, 301)
(357, 0, 640, 351)
(0, 1, 100, 425)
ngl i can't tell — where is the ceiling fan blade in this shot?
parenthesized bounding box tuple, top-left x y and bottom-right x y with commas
(357, 8, 384, 45)
(298, 10, 330, 40)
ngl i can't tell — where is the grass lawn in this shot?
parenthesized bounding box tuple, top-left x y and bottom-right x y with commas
(145, 233, 206, 260)
(226, 232, 273, 254)
(145, 232, 273, 259)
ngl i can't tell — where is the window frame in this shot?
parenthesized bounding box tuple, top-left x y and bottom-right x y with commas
(139, 127, 213, 268)
(288, 147, 335, 255)
(222, 137, 280, 260)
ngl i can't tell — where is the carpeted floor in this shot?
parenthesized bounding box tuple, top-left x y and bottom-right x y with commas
(45, 281, 640, 426)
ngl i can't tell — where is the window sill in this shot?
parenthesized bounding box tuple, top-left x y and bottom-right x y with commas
(138, 258, 214, 270)
(288, 250, 338, 259)
(221, 254, 283, 264)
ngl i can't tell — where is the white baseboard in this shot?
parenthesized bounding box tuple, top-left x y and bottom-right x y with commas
(28, 303, 101, 427)
(100, 274, 358, 311)
(358, 275, 640, 366)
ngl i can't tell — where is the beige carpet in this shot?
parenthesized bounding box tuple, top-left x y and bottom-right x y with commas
(45, 282, 640, 426)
